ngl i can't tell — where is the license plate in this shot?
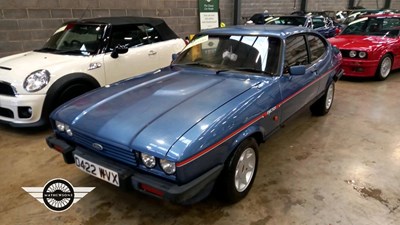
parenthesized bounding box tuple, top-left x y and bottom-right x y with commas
(74, 154, 120, 187)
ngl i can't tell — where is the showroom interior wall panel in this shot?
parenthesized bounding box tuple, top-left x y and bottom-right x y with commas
(0, 0, 397, 57)
(240, 0, 302, 22)
(305, 0, 349, 11)
(351, 0, 391, 9)
(0, 0, 201, 57)
(392, 1, 400, 9)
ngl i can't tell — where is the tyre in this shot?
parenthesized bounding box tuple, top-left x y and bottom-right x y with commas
(375, 54, 392, 81)
(217, 138, 258, 204)
(310, 82, 335, 116)
(56, 83, 93, 106)
(41, 82, 94, 126)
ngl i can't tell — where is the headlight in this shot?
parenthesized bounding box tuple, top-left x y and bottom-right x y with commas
(55, 121, 65, 131)
(141, 153, 156, 168)
(160, 159, 176, 175)
(358, 51, 367, 58)
(65, 125, 73, 136)
(23, 69, 50, 92)
(349, 50, 357, 58)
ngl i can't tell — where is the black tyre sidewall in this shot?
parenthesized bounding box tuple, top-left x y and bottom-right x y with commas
(217, 138, 259, 204)
(310, 82, 335, 116)
(376, 54, 392, 81)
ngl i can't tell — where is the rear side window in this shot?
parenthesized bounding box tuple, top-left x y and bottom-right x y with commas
(108, 24, 162, 51)
(307, 35, 326, 62)
(138, 25, 162, 44)
(284, 35, 308, 69)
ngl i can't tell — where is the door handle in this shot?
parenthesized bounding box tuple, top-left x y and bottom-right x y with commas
(310, 66, 318, 74)
(148, 50, 157, 56)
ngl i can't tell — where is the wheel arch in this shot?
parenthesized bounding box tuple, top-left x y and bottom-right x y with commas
(226, 125, 264, 164)
(42, 73, 101, 120)
(375, 53, 393, 80)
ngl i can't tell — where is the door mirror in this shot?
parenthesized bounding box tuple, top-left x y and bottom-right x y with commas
(332, 46, 340, 55)
(172, 53, 178, 61)
(289, 65, 306, 76)
(111, 45, 129, 59)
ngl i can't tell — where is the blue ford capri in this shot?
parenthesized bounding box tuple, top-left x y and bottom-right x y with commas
(46, 25, 343, 204)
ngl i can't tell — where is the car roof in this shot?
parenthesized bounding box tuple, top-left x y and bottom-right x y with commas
(71, 16, 167, 26)
(66, 16, 179, 40)
(362, 13, 400, 18)
(200, 25, 312, 38)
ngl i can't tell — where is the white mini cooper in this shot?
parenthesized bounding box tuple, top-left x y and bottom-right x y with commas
(0, 17, 185, 127)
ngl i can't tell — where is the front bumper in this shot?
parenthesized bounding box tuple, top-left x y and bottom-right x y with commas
(0, 94, 46, 127)
(341, 58, 379, 77)
(46, 135, 223, 204)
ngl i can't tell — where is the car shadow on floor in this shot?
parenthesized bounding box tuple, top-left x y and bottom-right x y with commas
(339, 69, 400, 82)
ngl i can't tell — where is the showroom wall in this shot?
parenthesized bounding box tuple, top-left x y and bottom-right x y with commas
(0, 0, 397, 57)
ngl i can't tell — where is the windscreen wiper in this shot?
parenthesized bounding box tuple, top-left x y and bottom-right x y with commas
(216, 67, 274, 76)
(179, 62, 215, 68)
(34, 47, 57, 52)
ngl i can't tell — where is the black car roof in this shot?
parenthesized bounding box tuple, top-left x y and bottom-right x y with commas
(75, 16, 166, 26)
(67, 16, 179, 40)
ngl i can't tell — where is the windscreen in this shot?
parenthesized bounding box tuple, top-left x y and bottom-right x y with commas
(174, 34, 282, 76)
(37, 23, 106, 55)
(342, 17, 400, 37)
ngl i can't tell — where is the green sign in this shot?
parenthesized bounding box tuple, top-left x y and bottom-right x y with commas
(199, 0, 219, 30)
(199, 0, 219, 12)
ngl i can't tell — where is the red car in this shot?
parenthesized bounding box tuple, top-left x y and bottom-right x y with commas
(328, 14, 400, 80)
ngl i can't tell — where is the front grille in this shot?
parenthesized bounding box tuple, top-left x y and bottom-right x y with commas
(0, 82, 16, 96)
(340, 50, 350, 58)
(73, 131, 137, 166)
(0, 107, 14, 118)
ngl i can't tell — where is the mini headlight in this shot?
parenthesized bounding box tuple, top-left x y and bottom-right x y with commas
(141, 153, 156, 168)
(160, 159, 176, 175)
(358, 51, 367, 58)
(349, 51, 357, 58)
(55, 121, 65, 131)
(23, 69, 50, 92)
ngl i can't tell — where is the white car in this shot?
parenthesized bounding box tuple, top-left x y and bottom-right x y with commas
(0, 17, 185, 127)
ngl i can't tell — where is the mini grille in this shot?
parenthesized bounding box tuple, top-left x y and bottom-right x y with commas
(0, 107, 14, 118)
(0, 82, 16, 96)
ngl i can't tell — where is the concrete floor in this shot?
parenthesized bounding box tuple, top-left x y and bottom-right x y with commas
(1, 71, 400, 225)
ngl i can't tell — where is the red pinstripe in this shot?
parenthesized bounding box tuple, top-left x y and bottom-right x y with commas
(176, 65, 340, 167)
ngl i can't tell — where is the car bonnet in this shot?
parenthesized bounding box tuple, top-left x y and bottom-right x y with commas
(53, 68, 260, 158)
(0, 51, 90, 85)
(329, 35, 392, 50)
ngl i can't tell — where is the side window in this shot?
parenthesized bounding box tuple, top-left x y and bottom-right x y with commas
(284, 35, 308, 72)
(312, 18, 326, 28)
(138, 25, 162, 44)
(108, 24, 146, 51)
(307, 35, 326, 63)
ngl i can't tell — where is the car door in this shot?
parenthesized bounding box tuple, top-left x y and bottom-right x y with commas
(102, 24, 165, 84)
(307, 34, 330, 92)
(392, 32, 400, 69)
(278, 34, 320, 122)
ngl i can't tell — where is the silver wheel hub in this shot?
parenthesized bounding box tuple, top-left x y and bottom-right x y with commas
(380, 57, 392, 78)
(325, 83, 334, 110)
(235, 147, 256, 192)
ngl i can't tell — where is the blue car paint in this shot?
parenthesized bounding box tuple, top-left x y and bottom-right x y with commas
(48, 25, 342, 202)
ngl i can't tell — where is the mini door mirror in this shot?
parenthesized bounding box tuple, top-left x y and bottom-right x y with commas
(289, 65, 306, 76)
(172, 53, 178, 61)
(111, 45, 129, 59)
